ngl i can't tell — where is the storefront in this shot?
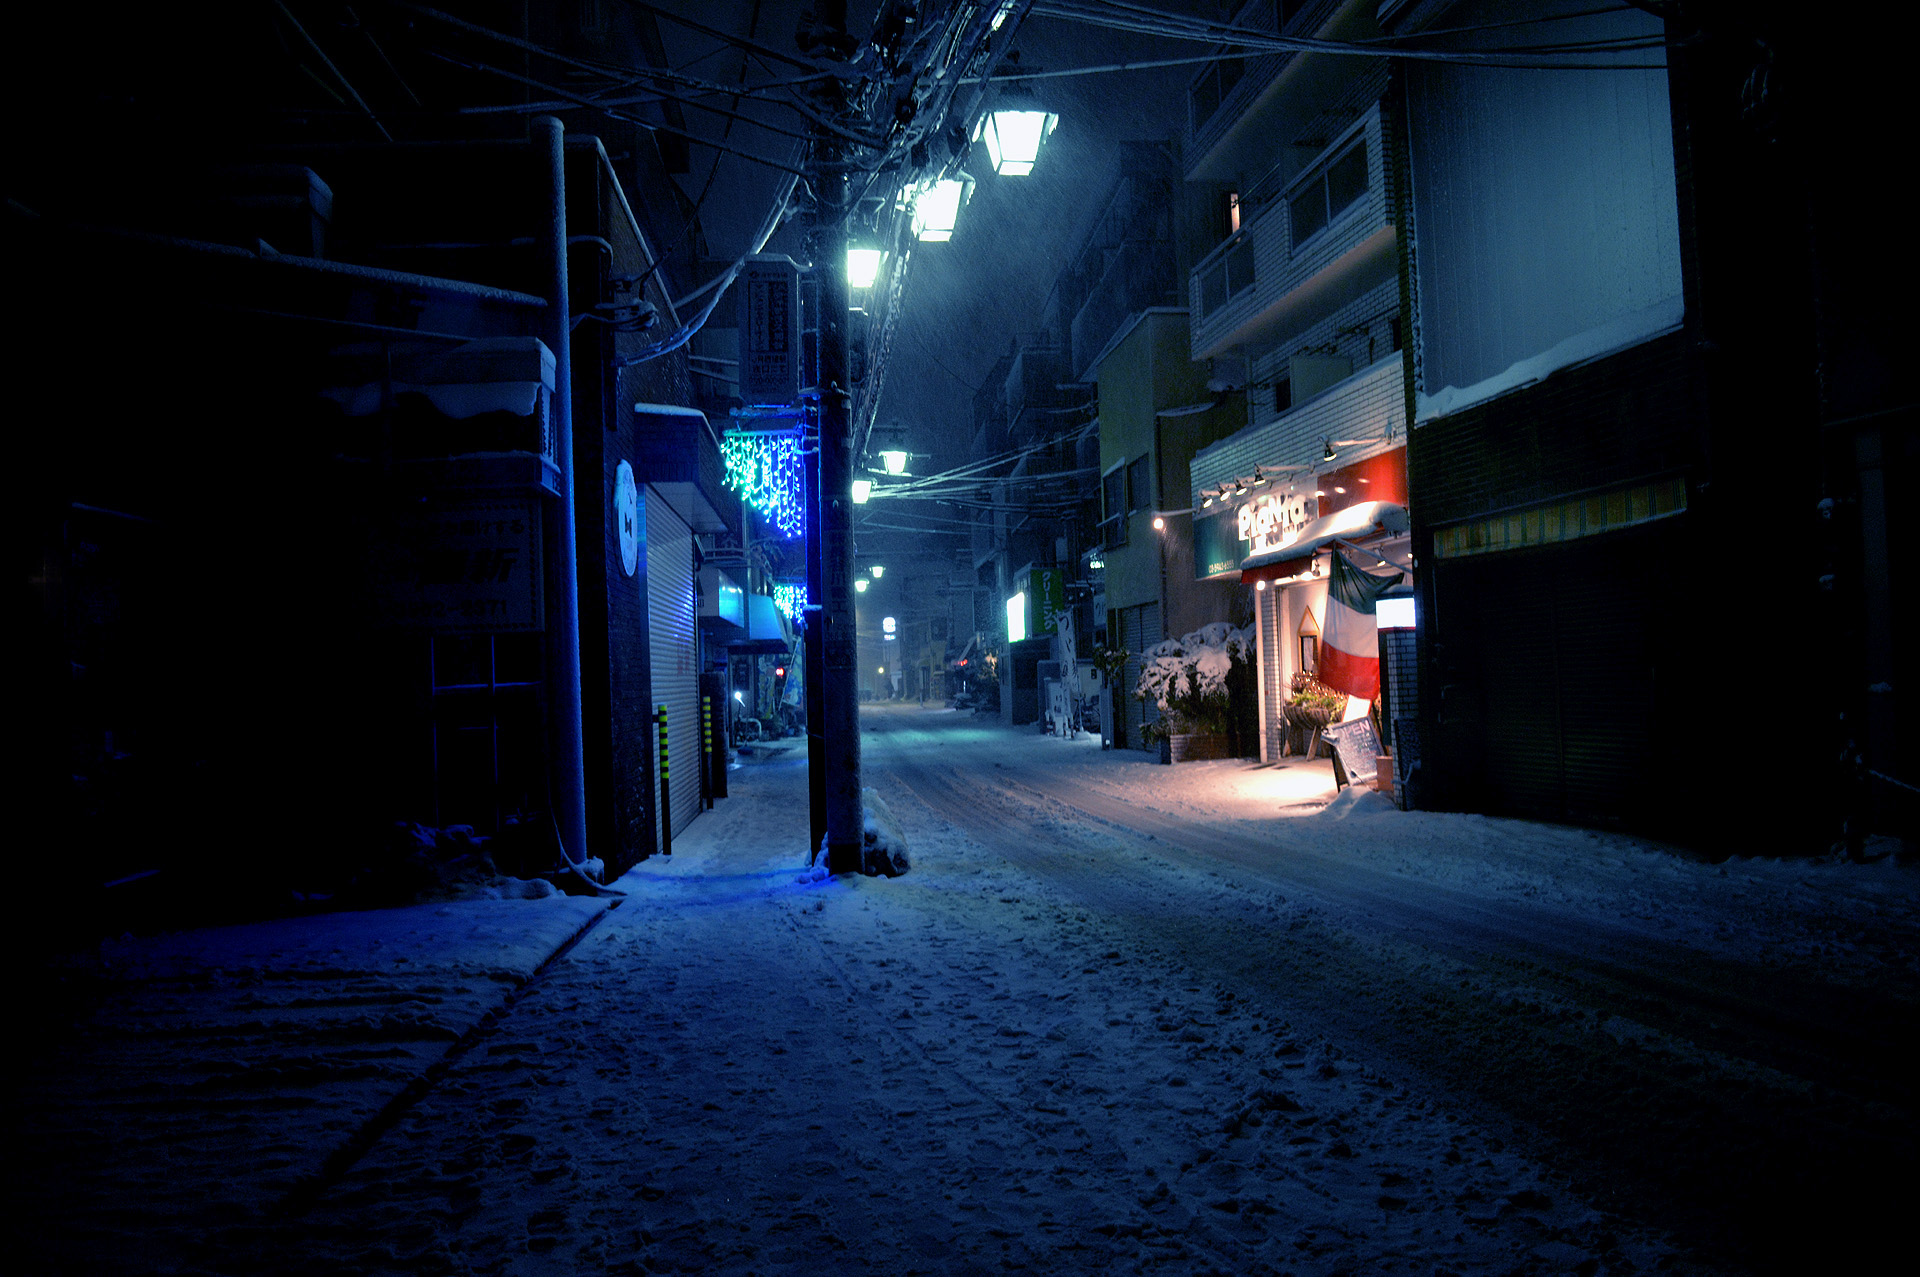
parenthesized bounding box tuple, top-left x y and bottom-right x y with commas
(1192, 448, 1410, 764)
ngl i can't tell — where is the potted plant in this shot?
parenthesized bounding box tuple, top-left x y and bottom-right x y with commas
(1133, 623, 1253, 762)
(1283, 672, 1346, 755)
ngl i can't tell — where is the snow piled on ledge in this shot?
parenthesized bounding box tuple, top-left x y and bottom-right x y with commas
(1416, 296, 1685, 423)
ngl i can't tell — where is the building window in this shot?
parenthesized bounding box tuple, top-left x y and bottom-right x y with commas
(1190, 57, 1246, 132)
(1101, 462, 1128, 548)
(1273, 377, 1292, 414)
(1289, 137, 1369, 250)
(1127, 455, 1152, 514)
(1199, 232, 1257, 317)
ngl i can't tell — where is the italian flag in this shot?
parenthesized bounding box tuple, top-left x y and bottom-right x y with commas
(1320, 552, 1389, 700)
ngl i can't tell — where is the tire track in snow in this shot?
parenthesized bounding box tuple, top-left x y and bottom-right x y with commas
(863, 710, 1910, 1274)
(865, 714, 1718, 1276)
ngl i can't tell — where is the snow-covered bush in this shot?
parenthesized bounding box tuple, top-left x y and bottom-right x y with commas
(1134, 624, 1253, 736)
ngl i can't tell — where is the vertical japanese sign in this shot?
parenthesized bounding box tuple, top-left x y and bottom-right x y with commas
(1016, 566, 1067, 638)
(375, 498, 544, 632)
(738, 254, 801, 408)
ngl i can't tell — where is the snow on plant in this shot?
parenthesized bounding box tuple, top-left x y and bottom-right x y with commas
(1134, 624, 1253, 730)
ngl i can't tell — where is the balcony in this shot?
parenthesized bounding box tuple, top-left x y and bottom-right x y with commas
(1189, 105, 1396, 361)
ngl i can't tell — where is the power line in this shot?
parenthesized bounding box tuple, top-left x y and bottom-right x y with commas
(1029, 0, 1669, 69)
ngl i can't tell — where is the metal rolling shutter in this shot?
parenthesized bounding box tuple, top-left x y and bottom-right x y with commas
(1119, 601, 1161, 751)
(645, 489, 701, 841)
(1553, 533, 1657, 826)
(1434, 523, 1666, 827)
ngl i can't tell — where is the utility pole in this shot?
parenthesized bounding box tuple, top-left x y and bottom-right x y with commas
(807, 0, 863, 874)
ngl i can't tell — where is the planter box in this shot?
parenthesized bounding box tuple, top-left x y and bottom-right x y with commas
(1163, 731, 1232, 764)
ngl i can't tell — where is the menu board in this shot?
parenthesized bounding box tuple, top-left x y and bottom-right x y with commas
(1321, 717, 1381, 786)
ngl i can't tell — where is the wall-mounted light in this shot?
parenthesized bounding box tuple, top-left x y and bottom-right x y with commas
(1201, 494, 1214, 508)
(878, 449, 908, 474)
(882, 616, 897, 636)
(855, 578, 869, 593)
(1322, 440, 1338, 462)
(974, 109, 1059, 177)
(851, 478, 873, 503)
(847, 247, 883, 289)
(1376, 595, 1416, 630)
(870, 564, 885, 579)
(1153, 515, 1166, 531)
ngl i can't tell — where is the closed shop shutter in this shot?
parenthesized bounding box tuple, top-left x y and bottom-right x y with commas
(645, 489, 701, 842)
(1430, 521, 1669, 827)
(1119, 601, 1161, 751)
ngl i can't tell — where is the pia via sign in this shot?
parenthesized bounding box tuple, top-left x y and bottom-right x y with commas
(1237, 492, 1314, 553)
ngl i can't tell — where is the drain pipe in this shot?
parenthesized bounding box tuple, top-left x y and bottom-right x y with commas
(537, 114, 589, 869)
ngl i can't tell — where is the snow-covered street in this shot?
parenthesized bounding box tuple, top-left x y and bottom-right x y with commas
(13, 704, 1915, 1275)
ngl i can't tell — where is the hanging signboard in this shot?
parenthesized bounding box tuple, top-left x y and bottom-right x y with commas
(1013, 565, 1067, 638)
(738, 254, 801, 408)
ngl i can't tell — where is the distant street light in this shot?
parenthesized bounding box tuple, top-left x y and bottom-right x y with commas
(909, 175, 973, 241)
(855, 578, 869, 593)
(870, 564, 885, 579)
(847, 247, 883, 289)
(878, 449, 909, 474)
(974, 109, 1058, 177)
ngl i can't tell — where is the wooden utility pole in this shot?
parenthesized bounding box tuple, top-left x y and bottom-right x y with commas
(807, 0, 863, 873)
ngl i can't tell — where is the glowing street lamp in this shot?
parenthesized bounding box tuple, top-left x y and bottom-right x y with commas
(869, 564, 885, 579)
(847, 246, 883, 290)
(908, 175, 973, 242)
(878, 449, 908, 475)
(851, 478, 873, 503)
(855, 578, 869, 593)
(973, 109, 1058, 177)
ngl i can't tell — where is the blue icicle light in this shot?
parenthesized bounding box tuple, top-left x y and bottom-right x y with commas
(721, 428, 806, 538)
(771, 582, 809, 620)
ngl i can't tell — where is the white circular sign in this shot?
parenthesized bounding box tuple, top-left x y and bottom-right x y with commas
(615, 460, 640, 576)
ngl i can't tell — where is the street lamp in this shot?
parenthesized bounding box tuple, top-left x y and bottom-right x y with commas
(851, 478, 873, 503)
(909, 175, 973, 242)
(855, 578, 869, 593)
(973, 109, 1058, 177)
(878, 449, 909, 474)
(847, 246, 883, 289)
(870, 564, 885, 579)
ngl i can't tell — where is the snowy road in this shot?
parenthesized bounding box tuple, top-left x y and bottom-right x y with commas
(16, 704, 1913, 1275)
